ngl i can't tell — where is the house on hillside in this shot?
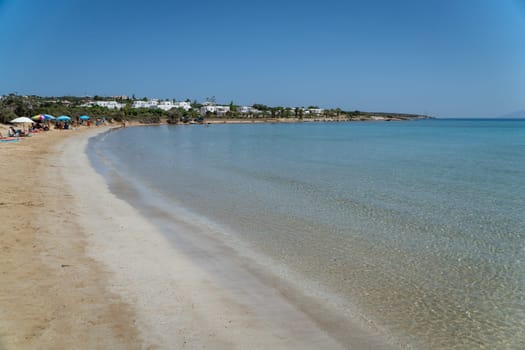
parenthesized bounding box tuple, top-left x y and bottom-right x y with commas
(304, 108, 324, 115)
(132, 100, 158, 109)
(174, 101, 192, 111)
(157, 101, 192, 111)
(238, 106, 261, 114)
(81, 101, 124, 110)
(200, 104, 230, 116)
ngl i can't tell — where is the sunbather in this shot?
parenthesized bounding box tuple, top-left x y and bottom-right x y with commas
(0, 130, 20, 142)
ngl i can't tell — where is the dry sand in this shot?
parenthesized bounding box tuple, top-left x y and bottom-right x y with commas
(0, 127, 140, 349)
(0, 125, 388, 349)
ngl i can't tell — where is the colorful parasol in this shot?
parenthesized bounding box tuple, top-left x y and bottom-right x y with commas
(32, 114, 46, 121)
(32, 114, 55, 121)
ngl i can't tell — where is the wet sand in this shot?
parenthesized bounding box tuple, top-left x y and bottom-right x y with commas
(0, 125, 389, 349)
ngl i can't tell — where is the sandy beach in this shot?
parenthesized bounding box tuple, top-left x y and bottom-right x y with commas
(0, 126, 389, 349)
(0, 127, 141, 349)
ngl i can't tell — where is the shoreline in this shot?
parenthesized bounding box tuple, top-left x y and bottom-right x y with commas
(116, 115, 430, 128)
(79, 130, 388, 348)
(87, 128, 392, 349)
(0, 125, 391, 349)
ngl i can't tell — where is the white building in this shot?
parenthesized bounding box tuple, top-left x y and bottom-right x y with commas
(174, 101, 192, 111)
(200, 105, 230, 116)
(81, 101, 125, 110)
(157, 101, 192, 111)
(98, 101, 124, 110)
(238, 106, 261, 114)
(305, 108, 324, 115)
(157, 101, 174, 111)
(131, 100, 192, 111)
(132, 100, 159, 109)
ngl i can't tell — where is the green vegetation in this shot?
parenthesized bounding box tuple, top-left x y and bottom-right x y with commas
(0, 93, 430, 125)
(0, 94, 167, 124)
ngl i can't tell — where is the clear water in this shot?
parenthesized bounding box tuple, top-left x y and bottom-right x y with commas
(89, 120, 525, 349)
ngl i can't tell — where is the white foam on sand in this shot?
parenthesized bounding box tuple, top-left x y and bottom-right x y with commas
(58, 128, 388, 349)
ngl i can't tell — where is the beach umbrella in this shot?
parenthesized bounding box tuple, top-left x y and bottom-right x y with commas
(56, 115, 71, 121)
(10, 117, 35, 124)
(43, 114, 55, 120)
(79, 115, 90, 120)
(32, 114, 46, 121)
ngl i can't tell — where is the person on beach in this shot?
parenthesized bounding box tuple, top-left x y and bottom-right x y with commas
(0, 131, 18, 139)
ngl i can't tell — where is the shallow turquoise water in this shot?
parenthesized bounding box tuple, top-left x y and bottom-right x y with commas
(90, 119, 525, 348)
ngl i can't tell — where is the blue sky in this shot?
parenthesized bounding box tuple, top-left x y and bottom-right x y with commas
(0, 0, 524, 117)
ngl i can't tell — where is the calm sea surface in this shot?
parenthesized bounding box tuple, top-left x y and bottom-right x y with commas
(89, 119, 525, 348)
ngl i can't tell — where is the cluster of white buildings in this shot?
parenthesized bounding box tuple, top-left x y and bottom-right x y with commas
(79, 98, 325, 116)
(132, 100, 191, 111)
(198, 104, 325, 117)
(82, 100, 125, 110)
(81, 99, 191, 111)
(198, 103, 266, 116)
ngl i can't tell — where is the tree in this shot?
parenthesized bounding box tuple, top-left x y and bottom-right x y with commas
(253, 103, 268, 111)
(191, 100, 202, 109)
(0, 107, 17, 124)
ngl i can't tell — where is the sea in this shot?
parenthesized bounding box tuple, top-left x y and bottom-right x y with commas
(88, 119, 525, 349)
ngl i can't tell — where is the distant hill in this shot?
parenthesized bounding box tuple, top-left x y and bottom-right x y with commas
(501, 110, 525, 119)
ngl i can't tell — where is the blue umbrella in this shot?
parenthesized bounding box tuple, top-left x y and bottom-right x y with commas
(44, 114, 55, 120)
(56, 115, 71, 121)
(79, 115, 90, 120)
